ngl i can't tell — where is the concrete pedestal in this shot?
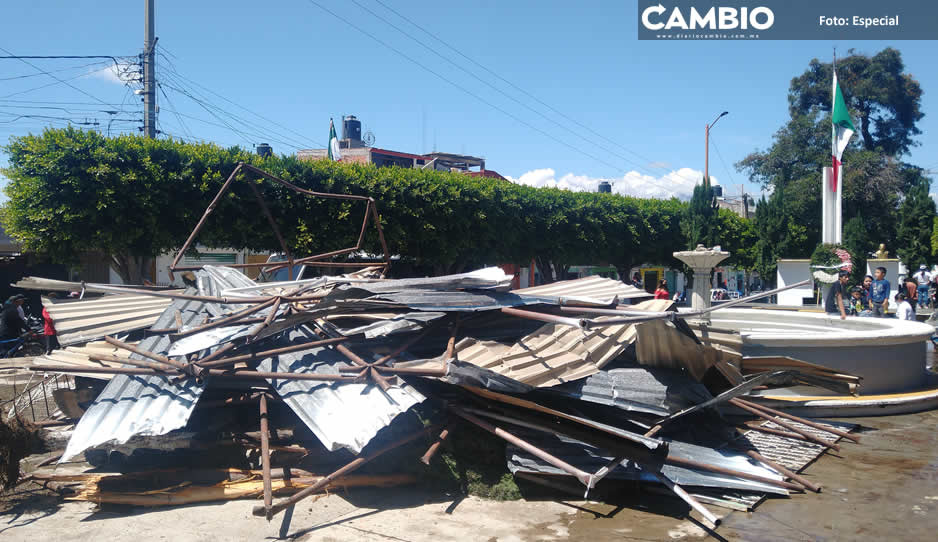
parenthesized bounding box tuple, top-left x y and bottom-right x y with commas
(673, 246, 730, 324)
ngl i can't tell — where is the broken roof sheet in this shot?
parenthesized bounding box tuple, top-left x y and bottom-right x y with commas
(32, 341, 133, 380)
(255, 326, 425, 454)
(43, 294, 173, 346)
(60, 267, 257, 462)
(547, 367, 714, 418)
(453, 299, 673, 387)
(511, 276, 651, 304)
(506, 428, 788, 495)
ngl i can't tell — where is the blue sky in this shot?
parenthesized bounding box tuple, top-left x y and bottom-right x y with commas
(1, 1, 936, 202)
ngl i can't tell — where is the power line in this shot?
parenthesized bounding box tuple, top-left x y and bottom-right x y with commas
(157, 65, 322, 151)
(0, 59, 112, 82)
(349, 0, 695, 186)
(159, 80, 305, 151)
(0, 55, 123, 61)
(0, 46, 117, 106)
(709, 135, 737, 187)
(365, 0, 700, 185)
(303, 1, 631, 178)
(157, 47, 326, 148)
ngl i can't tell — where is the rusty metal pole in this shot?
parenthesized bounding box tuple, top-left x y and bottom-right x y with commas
(253, 425, 437, 518)
(737, 422, 820, 443)
(170, 297, 279, 338)
(420, 428, 450, 465)
(651, 470, 721, 527)
(170, 163, 244, 275)
(729, 398, 839, 451)
(744, 449, 819, 493)
(665, 455, 803, 492)
(259, 394, 273, 520)
(500, 307, 582, 327)
(449, 407, 594, 488)
(734, 398, 859, 443)
(247, 182, 295, 281)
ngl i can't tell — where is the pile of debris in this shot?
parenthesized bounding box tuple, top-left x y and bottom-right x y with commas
(9, 264, 861, 526)
(4, 164, 862, 528)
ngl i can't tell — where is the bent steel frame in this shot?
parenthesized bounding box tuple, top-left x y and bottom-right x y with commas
(168, 162, 391, 281)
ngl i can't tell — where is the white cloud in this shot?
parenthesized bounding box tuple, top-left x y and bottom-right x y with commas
(88, 63, 136, 85)
(506, 167, 718, 200)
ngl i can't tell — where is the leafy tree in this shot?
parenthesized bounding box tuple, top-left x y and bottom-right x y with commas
(896, 174, 936, 271)
(788, 47, 924, 156)
(681, 176, 718, 250)
(740, 47, 927, 272)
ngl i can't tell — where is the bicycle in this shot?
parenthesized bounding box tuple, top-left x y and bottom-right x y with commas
(0, 315, 46, 358)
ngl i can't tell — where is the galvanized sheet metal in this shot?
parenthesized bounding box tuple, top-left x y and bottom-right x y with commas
(43, 294, 173, 346)
(511, 276, 652, 304)
(256, 326, 425, 454)
(32, 341, 133, 380)
(60, 267, 257, 462)
(506, 429, 788, 495)
(548, 367, 714, 417)
(454, 299, 673, 387)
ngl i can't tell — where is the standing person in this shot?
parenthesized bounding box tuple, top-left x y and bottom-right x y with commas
(904, 277, 918, 307)
(631, 272, 643, 289)
(654, 279, 670, 300)
(0, 296, 27, 340)
(825, 271, 850, 320)
(41, 294, 59, 355)
(870, 267, 891, 317)
(913, 265, 933, 309)
(896, 292, 915, 321)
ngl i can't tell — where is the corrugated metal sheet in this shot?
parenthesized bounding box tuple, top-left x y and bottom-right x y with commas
(547, 367, 714, 417)
(512, 276, 651, 304)
(60, 267, 256, 462)
(32, 341, 133, 380)
(635, 319, 741, 380)
(454, 299, 673, 387)
(43, 294, 173, 346)
(256, 326, 425, 454)
(506, 428, 788, 495)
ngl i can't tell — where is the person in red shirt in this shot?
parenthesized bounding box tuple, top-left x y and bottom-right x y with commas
(41, 293, 59, 355)
(654, 279, 670, 300)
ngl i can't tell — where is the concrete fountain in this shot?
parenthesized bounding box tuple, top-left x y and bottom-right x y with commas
(673, 246, 938, 417)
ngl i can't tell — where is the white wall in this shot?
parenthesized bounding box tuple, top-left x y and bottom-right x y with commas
(776, 259, 813, 306)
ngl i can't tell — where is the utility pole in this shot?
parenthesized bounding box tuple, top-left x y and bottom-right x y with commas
(704, 111, 728, 180)
(142, 0, 156, 138)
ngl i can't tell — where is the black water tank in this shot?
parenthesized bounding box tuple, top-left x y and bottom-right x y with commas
(598, 181, 612, 193)
(256, 143, 272, 158)
(712, 184, 723, 197)
(343, 115, 361, 141)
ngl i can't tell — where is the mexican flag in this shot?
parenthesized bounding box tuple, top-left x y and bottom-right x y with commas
(831, 69, 855, 192)
(328, 119, 342, 161)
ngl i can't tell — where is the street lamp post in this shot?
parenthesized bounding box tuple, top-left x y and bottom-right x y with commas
(705, 111, 729, 180)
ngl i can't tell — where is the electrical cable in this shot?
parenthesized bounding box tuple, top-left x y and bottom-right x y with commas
(364, 0, 701, 186)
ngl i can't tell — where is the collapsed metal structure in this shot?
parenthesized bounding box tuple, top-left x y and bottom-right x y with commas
(16, 165, 863, 529)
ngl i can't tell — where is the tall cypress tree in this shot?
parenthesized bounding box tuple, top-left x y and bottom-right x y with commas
(681, 176, 719, 249)
(896, 176, 937, 270)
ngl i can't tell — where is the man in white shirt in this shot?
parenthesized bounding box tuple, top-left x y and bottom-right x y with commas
(896, 293, 915, 321)
(913, 265, 932, 309)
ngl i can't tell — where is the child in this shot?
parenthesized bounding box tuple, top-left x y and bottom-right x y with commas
(895, 292, 915, 321)
(870, 267, 891, 318)
(849, 287, 872, 317)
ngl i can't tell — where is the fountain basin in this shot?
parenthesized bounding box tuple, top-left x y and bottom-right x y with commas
(687, 307, 934, 395)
